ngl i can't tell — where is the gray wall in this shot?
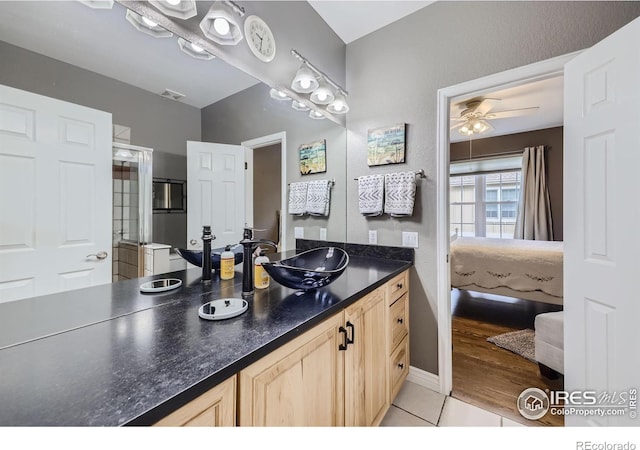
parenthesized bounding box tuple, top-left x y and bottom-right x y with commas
(345, 1, 640, 374)
(201, 83, 347, 246)
(450, 127, 564, 241)
(0, 41, 200, 248)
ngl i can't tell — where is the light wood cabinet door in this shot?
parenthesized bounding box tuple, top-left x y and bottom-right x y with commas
(344, 285, 388, 427)
(154, 375, 236, 426)
(238, 313, 345, 426)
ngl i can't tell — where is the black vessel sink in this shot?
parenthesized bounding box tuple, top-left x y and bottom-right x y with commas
(262, 247, 349, 290)
(175, 245, 243, 270)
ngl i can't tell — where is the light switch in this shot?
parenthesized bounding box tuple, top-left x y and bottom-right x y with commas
(368, 230, 378, 245)
(294, 227, 304, 239)
(320, 228, 327, 240)
(402, 231, 419, 248)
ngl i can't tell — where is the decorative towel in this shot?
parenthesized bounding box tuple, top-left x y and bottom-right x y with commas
(288, 182, 308, 215)
(384, 171, 416, 217)
(306, 180, 331, 216)
(358, 175, 384, 216)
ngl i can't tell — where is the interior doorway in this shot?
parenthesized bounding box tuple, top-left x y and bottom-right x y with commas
(242, 132, 287, 252)
(435, 53, 581, 417)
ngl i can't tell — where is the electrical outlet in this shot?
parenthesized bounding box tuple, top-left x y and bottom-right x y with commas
(319, 228, 327, 240)
(402, 231, 419, 248)
(294, 227, 304, 239)
(368, 230, 378, 245)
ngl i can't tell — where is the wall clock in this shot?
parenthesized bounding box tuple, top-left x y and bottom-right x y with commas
(244, 15, 276, 63)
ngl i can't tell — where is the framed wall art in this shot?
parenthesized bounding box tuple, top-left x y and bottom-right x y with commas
(299, 139, 327, 175)
(367, 123, 406, 166)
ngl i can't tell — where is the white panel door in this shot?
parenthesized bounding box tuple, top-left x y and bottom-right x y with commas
(564, 17, 640, 426)
(187, 141, 245, 252)
(0, 85, 112, 303)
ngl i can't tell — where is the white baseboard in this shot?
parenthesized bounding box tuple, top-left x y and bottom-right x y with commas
(406, 366, 440, 393)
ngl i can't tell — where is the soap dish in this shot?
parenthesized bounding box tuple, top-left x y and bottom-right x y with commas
(198, 298, 248, 321)
(139, 278, 182, 293)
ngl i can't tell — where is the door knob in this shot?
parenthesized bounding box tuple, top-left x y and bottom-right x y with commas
(86, 251, 108, 260)
(190, 239, 198, 246)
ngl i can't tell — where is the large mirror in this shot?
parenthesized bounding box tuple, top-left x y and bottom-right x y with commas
(0, 0, 347, 288)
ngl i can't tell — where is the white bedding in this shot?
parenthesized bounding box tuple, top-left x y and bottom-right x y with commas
(450, 237, 563, 300)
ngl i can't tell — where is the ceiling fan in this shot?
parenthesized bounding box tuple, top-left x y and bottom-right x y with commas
(450, 98, 539, 136)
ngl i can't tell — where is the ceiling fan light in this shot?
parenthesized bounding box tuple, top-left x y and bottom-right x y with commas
(199, 2, 244, 45)
(291, 65, 319, 93)
(149, 0, 197, 20)
(458, 123, 473, 136)
(178, 37, 215, 60)
(474, 120, 489, 133)
(125, 9, 173, 38)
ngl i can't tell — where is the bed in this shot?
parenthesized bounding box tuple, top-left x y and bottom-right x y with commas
(450, 236, 563, 306)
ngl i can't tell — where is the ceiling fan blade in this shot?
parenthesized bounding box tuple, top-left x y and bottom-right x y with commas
(450, 122, 465, 130)
(450, 117, 466, 122)
(473, 98, 500, 116)
(486, 107, 540, 119)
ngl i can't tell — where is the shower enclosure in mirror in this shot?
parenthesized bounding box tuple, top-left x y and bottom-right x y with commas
(112, 143, 153, 281)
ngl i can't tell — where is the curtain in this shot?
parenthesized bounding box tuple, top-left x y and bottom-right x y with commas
(514, 146, 554, 240)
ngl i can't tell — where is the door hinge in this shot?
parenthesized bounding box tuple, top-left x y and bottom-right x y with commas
(446, 254, 449, 263)
(245, 162, 248, 170)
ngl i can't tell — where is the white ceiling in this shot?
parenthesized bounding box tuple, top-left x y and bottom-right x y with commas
(308, 0, 436, 44)
(0, 1, 259, 108)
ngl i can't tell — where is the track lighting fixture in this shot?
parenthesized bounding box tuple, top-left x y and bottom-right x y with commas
(287, 49, 349, 120)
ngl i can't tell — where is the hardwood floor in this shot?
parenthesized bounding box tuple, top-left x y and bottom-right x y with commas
(451, 288, 564, 427)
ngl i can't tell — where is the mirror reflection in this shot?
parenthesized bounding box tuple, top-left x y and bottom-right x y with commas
(0, 0, 346, 297)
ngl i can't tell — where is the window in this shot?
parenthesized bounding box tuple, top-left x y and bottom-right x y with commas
(450, 170, 521, 239)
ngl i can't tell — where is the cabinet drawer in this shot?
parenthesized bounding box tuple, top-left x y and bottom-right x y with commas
(387, 271, 408, 306)
(389, 336, 409, 401)
(388, 293, 408, 351)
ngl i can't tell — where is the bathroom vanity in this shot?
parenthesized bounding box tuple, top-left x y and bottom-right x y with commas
(0, 243, 412, 426)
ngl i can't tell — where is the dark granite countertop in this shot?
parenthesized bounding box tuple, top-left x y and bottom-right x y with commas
(0, 252, 411, 426)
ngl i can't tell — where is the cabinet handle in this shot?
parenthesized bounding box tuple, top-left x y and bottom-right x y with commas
(397, 283, 403, 289)
(338, 326, 348, 351)
(398, 363, 405, 370)
(346, 321, 355, 345)
(397, 317, 404, 324)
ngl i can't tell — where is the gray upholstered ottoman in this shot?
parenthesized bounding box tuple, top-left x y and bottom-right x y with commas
(534, 311, 564, 378)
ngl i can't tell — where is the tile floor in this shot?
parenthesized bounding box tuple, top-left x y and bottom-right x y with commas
(380, 380, 526, 427)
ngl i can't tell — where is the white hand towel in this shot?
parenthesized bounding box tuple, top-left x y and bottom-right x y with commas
(306, 180, 331, 216)
(358, 175, 384, 216)
(384, 171, 416, 217)
(288, 182, 308, 215)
